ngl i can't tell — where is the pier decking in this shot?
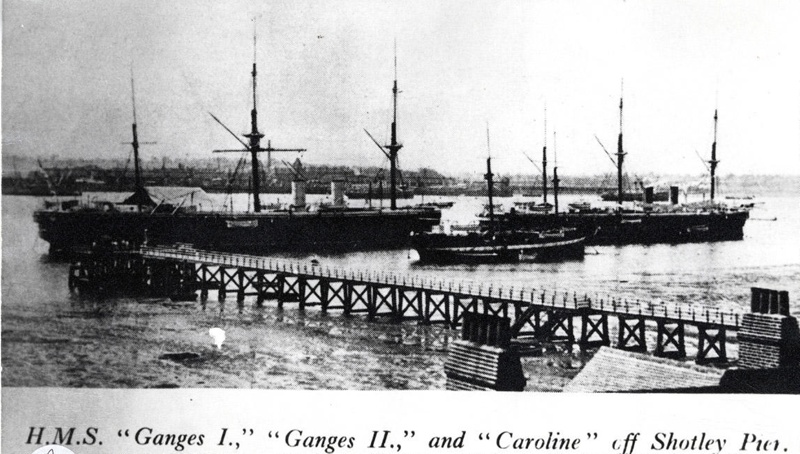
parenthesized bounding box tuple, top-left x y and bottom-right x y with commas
(69, 245, 747, 364)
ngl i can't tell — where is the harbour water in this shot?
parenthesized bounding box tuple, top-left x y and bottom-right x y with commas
(2, 194, 799, 390)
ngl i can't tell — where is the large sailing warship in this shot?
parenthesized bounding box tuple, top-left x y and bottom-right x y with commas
(487, 100, 749, 245)
(34, 42, 440, 256)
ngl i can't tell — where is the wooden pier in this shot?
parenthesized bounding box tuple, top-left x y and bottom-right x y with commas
(69, 245, 746, 364)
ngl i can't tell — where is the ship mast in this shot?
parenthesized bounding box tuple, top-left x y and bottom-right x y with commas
(131, 78, 142, 206)
(210, 21, 306, 213)
(485, 127, 495, 234)
(542, 107, 548, 206)
(245, 25, 266, 213)
(552, 131, 559, 215)
(363, 42, 404, 210)
(386, 42, 403, 210)
(616, 91, 626, 212)
(127, 75, 156, 212)
(709, 109, 719, 202)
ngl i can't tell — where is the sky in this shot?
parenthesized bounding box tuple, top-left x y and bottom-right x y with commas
(3, 0, 800, 176)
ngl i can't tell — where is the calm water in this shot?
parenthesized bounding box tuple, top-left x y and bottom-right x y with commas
(2, 194, 799, 390)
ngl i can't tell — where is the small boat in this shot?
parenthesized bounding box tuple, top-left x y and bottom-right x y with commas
(567, 201, 592, 212)
(513, 201, 553, 213)
(416, 201, 455, 209)
(260, 201, 284, 211)
(412, 139, 585, 264)
(481, 203, 505, 214)
(449, 222, 481, 233)
(725, 195, 754, 200)
(412, 228, 585, 263)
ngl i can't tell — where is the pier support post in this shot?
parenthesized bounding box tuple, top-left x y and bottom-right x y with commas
(366, 285, 378, 319)
(199, 264, 209, 301)
(321, 280, 351, 313)
(413, 289, 424, 321)
(218, 266, 227, 301)
(617, 316, 647, 353)
(696, 325, 727, 364)
(275, 279, 283, 309)
(255, 271, 264, 306)
(655, 321, 686, 359)
(509, 303, 539, 339)
(531, 311, 548, 341)
(68, 263, 80, 292)
(276, 274, 301, 307)
(579, 313, 610, 348)
(342, 281, 352, 315)
(424, 293, 451, 325)
(349, 284, 371, 315)
(237, 269, 246, 303)
(317, 279, 330, 312)
(370, 286, 397, 319)
(545, 311, 575, 343)
(168, 260, 197, 301)
(389, 286, 398, 319)
(153, 261, 172, 297)
(397, 288, 423, 322)
(297, 276, 307, 310)
(166, 262, 177, 297)
(262, 273, 281, 306)
(275, 274, 285, 308)
(453, 297, 478, 329)
(481, 298, 508, 319)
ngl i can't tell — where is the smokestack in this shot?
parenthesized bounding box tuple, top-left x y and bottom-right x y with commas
(331, 180, 345, 207)
(292, 179, 306, 210)
(644, 187, 654, 204)
(670, 186, 680, 205)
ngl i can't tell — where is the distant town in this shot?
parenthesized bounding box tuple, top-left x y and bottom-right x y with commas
(2, 154, 796, 198)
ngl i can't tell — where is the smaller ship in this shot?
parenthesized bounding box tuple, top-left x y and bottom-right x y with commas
(412, 132, 585, 264)
(567, 201, 593, 212)
(412, 228, 585, 264)
(513, 201, 553, 213)
(416, 201, 455, 209)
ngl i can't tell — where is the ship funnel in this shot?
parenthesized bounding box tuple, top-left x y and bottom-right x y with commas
(643, 187, 654, 204)
(331, 180, 346, 207)
(670, 186, 680, 205)
(292, 179, 307, 210)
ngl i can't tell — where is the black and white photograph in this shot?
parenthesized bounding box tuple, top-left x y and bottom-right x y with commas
(2, 1, 800, 446)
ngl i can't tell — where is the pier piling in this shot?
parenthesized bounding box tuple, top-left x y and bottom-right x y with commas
(69, 245, 764, 366)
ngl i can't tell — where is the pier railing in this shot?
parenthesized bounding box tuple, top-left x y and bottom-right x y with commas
(141, 245, 742, 329)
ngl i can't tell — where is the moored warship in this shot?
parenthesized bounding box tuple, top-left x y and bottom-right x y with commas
(485, 101, 749, 245)
(34, 43, 440, 256)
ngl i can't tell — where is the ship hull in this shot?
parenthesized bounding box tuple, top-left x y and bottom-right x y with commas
(412, 231, 585, 264)
(487, 210, 749, 246)
(34, 208, 441, 255)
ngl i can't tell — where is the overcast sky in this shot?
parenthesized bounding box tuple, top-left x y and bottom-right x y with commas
(3, 0, 799, 176)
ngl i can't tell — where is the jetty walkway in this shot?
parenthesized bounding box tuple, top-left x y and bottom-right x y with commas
(70, 245, 749, 363)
